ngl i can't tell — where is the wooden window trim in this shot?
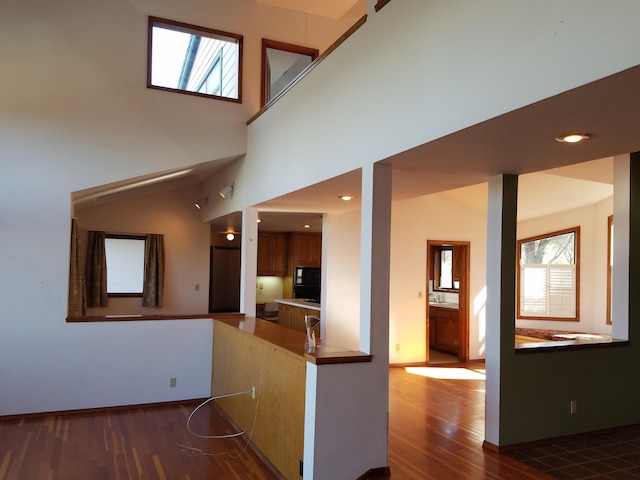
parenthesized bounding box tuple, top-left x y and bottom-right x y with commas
(375, 0, 391, 12)
(248, 14, 367, 124)
(260, 39, 319, 108)
(606, 215, 613, 325)
(516, 226, 580, 321)
(147, 16, 243, 103)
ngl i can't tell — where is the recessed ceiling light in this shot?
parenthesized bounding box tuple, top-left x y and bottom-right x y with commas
(304, 224, 311, 229)
(339, 195, 353, 201)
(555, 133, 591, 143)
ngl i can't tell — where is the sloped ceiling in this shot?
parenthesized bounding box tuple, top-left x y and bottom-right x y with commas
(255, 0, 360, 19)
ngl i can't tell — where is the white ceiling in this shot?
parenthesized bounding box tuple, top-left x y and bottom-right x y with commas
(255, 0, 361, 19)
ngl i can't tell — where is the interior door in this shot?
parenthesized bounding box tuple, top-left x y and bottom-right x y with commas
(209, 246, 241, 312)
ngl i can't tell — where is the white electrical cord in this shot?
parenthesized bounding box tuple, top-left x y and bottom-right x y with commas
(186, 391, 251, 439)
(177, 365, 265, 459)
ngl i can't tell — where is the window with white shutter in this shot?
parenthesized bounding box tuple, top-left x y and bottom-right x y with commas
(517, 227, 579, 320)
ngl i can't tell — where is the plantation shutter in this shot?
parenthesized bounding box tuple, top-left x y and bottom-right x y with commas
(520, 264, 575, 318)
(548, 264, 576, 317)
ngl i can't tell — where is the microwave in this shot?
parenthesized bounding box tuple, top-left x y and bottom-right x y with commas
(294, 266, 321, 286)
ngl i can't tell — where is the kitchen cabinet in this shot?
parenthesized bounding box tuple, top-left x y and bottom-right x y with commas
(257, 233, 286, 276)
(278, 303, 292, 329)
(429, 306, 459, 355)
(277, 303, 320, 336)
(290, 233, 321, 267)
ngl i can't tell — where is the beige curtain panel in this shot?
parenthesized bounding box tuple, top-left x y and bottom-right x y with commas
(68, 218, 86, 317)
(142, 234, 164, 308)
(85, 230, 108, 308)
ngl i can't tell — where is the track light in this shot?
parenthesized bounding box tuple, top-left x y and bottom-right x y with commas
(219, 184, 234, 199)
(195, 196, 208, 209)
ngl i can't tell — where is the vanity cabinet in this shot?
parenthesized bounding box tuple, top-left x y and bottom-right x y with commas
(429, 306, 459, 355)
(257, 233, 286, 276)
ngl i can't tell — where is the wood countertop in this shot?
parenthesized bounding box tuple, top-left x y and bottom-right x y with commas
(213, 316, 372, 365)
(274, 299, 321, 311)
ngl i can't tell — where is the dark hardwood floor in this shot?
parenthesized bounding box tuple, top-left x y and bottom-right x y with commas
(385, 364, 552, 480)
(0, 400, 280, 480)
(0, 364, 554, 480)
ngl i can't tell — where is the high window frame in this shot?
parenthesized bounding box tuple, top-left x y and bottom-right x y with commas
(517, 226, 580, 321)
(147, 16, 243, 103)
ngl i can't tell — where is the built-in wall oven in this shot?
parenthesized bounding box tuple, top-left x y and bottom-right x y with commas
(293, 266, 321, 302)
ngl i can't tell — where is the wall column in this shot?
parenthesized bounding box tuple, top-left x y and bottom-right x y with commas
(303, 163, 391, 479)
(241, 207, 258, 316)
(484, 174, 518, 447)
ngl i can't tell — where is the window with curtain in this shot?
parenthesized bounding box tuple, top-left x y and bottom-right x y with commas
(517, 227, 580, 320)
(83, 232, 164, 309)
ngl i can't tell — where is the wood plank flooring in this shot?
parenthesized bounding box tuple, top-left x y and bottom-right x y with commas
(385, 364, 553, 479)
(0, 365, 554, 480)
(0, 401, 280, 480)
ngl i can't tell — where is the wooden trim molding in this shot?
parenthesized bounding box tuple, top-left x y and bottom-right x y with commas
(483, 422, 640, 453)
(248, 14, 367, 124)
(356, 466, 392, 479)
(261, 39, 319, 108)
(374, 0, 391, 12)
(66, 312, 244, 322)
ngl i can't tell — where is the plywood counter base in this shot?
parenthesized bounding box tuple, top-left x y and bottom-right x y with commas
(211, 316, 372, 479)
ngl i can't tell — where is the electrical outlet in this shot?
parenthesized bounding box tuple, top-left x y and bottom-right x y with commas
(195, 284, 200, 291)
(251, 386, 256, 400)
(570, 400, 578, 414)
(170, 377, 177, 388)
(418, 291, 423, 299)
(395, 343, 401, 352)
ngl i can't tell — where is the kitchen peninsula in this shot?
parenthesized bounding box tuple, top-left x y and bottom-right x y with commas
(211, 315, 371, 479)
(274, 298, 320, 334)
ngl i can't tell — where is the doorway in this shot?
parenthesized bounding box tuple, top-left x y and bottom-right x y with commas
(426, 240, 470, 364)
(209, 246, 241, 313)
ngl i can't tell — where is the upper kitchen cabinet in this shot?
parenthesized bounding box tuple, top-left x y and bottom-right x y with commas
(289, 232, 321, 267)
(257, 233, 287, 276)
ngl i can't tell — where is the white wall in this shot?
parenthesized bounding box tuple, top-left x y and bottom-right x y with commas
(213, 0, 640, 225)
(516, 197, 613, 334)
(0, 0, 361, 415)
(324, 209, 362, 349)
(389, 184, 489, 363)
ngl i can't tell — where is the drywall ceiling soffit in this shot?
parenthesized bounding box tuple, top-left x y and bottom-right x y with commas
(209, 169, 361, 234)
(384, 64, 640, 203)
(401, 157, 613, 222)
(73, 156, 240, 210)
(255, 0, 360, 19)
(208, 61, 635, 232)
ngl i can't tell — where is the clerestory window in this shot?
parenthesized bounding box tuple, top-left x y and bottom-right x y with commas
(148, 17, 242, 102)
(517, 227, 580, 320)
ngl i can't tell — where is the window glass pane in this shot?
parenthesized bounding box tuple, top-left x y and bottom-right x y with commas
(105, 238, 145, 294)
(439, 249, 453, 289)
(149, 17, 241, 101)
(518, 229, 577, 319)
